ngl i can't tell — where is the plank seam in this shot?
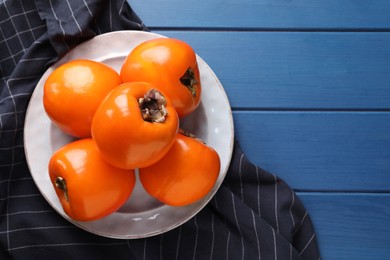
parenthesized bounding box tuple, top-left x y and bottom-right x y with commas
(232, 108, 390, 112)
(150, 27, 390, 32)
(296, 190, 390, 195)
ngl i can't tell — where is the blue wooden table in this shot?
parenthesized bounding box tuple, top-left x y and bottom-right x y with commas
(129, 1, 390, 259)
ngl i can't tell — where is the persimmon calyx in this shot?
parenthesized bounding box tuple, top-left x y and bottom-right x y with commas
(55, 176, 69, 202)
(139, 89, 168, 123)
(179, 129, 206, 144)
(180, 68, 198, 97)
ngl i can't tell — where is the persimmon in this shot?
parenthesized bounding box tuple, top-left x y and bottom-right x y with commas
(120, 37, 201, 118)
(139, 131, 221, 207)
(91, 82, 179, 169)
(43, 59, 122, 138)
(48, 138, 136, 222)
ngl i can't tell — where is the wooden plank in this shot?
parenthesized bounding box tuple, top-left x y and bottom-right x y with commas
(233, 111, 390, 191)
(153, 31, 390, 110)
(299, 193, 390, 259)
(130, 0, 390, 29)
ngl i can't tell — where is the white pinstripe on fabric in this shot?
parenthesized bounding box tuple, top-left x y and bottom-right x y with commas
(18, 56, 53, 62)
(4, 176, 31, 181)
(231, 192, 244, 259)
(64, 0, 83, 35)
(9, 242, 128, 252)
(0, 225, 76, 235)
(0, 210, 52, 217)
(3, 1, 27, 51)
(0, 27, 17, 66)
(238, 153, 245, 201)
(293, 211, 308, 236)
(108, 0, 113, 30)
(236, 157, 245, 259)
(0, 94, 30, 105)
(19, 2, 36, 41)
(289, 189, 296, 227)
(175, 225, 182, 260)
(273, 174, 280, 233)
(251, 210, 261, 260)
(255, 166, 261, 217)
(0, 26, 44, 45)
(192, 215, 199, 260)
(119, 0, 127, 15)
(299, 233, 316, 256)
(209, 213, 215, 260)
(142, 237, 147, 260)
(226, 230, 231, 259)
(4, 194, 41, 199)
(0, 130, 24, 138)
(48, 0, 69, 51)
(0, 50, 24, 63)
(0, 162, 25, 168)
(272, 227, 277, 260)
(81, 0, 93, 16)
(0, 8, 37, 23)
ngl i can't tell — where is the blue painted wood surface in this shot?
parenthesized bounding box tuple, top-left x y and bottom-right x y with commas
(233, 111, 390, 191)
(153, 31, 390, 110)
(130, 0, 390, 258)
(131, 0, 390, 29)
(299, 193, 390, 259)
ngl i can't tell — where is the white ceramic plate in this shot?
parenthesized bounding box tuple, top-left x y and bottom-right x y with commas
(24, 31, 234, 239)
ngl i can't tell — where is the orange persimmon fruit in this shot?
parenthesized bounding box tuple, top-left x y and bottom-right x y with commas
(120, 37, 201, 118)
(91, 82, 179, 169)
(139, 131, 220, 206)
(43, 59, 122, 138)
(48, 138, 136, 222)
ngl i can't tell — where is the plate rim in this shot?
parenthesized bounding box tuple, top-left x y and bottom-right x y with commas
(24, 30, 234, 239)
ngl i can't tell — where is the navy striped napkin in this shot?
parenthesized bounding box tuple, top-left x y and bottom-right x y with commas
(0, 0, 320, 259)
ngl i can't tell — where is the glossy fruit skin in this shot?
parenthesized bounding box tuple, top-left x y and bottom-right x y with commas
(48, 138, 136, 222)
(139, 132, 221, 207)
(91, 82, 179, 169)
(43, 59, 122, 138)
(120, 37, 201, 118)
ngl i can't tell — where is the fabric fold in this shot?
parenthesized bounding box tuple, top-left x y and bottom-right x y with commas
(34, 0, 146, 55)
